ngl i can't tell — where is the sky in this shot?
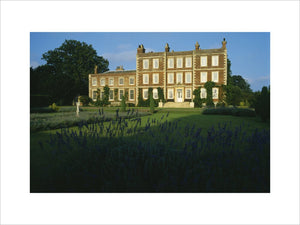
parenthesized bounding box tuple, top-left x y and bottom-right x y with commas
(30, 32, 270, 91)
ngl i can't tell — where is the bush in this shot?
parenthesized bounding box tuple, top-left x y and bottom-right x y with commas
(49, 103, 59, 112)
(255, 86, 270, 122)
(216, 102, 225, 108)
(30, 107, 55, 113)
(30, 95, 53, 107)
(120, 96, 126, 112)
(203, 107, 255, 117)
(79, 95, 92, 106)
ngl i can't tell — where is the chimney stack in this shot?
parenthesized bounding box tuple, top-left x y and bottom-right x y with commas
(195, 41, 200, 50)
(137, 44, 145, 54)
(222, 38, 227, 49)
(165, 43, 170, 52)
(116, 65, 124, 71)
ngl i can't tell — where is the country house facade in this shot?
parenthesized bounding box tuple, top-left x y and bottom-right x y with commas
(89, 39, 227, 107)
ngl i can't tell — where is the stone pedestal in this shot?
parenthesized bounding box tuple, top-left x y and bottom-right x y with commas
(190, 102, 195, 108)
(159, 101, 164, 108)
(76, 102, 80, 117)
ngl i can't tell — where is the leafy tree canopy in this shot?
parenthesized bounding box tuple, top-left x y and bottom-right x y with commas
(231, 75, 252, 93)
(32, 40, 109, 105)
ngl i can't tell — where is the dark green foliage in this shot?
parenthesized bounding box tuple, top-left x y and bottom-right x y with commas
(103, 85, 110, 106)
(30, 107, 56, 113)
(120, 95, 126, 112)
(127, 103, 135, 107)
(79, 95, 92, 106)
(137, 88, 149, 107)
(30, 94, 53, 107)
(231, 75, 252, 93)
(157, 87, 165, 103)
(224, 59, 256, 107)
(193, 87, 203, 108)
(137, 88, 145, 107)
(224, 85, 242, 106)
(94, 86, 110, 107)
(227, 58, 233, 85)
(255, 86, 270, 122)
(114, 89, 119, 102)
(31, 40, 109, 105)
(203, 107, 256, 117)
(204, 81, 216, 107)
(149, 92, 155, 114)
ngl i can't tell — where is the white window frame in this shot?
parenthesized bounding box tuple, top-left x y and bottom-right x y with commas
(168, 58, 174, 68)
(200, 88, 207, 99)
(109, 78, 114, 86)
(167, 73, 174, 84)
(185, 72, 192, 84)
(201, 56, 207, 67)
(109, 89, 114, 101)
(176, 72, 183, 84)
(153, 58, 159, 69)
(201, 72, 207, 83)
(119, 89, 124, 101)
(212, 87, 219, 99)
(143, 59, 149, 69)
(92, 77, 97, 86)
(185, 88, 192, 99)
(100, 78, 105, 86)
(153, 88, 158, 99)
(153, 73, 159, 84)
(143, 89, 148, 99)
(119, 77, 124, 85)
(129, 77, 135, 85)
(143, 74, 149, 84)
(176, 58, 183, 68)
(168, 88, 174, 99)
(185, 57, 192, 68)
(129, 89, 134, 101)
(212, 71, 219, 82)
(212, 55, 219, 66)
(92, 89, 97, 100)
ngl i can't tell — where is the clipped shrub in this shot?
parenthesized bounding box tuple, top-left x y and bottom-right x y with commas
(120, 95, 126, 112)
(193, 87, 203, 108)
(79, 95, 92, 106)
(149, 93, 155, 114)
(203, 107, 255, 117)
(49, 103, 59, 112)
(30, 107, 55, 113)
(30, 95, 52, 107)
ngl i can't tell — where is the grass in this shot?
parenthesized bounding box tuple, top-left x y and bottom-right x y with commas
(30, 107, 270, 193)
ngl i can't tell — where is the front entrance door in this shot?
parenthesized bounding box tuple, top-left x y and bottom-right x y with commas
(177, 89, 183, 102)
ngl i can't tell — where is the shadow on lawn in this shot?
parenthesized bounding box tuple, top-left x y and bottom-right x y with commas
(30, 112, 270, 193)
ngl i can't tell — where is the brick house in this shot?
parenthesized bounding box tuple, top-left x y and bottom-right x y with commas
(89, 39, 227, 107)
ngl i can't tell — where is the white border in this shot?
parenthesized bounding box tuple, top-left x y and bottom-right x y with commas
(1, 1, 299, 224)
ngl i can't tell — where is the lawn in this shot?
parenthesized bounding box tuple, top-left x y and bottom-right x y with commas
(30, 107, 270, 193)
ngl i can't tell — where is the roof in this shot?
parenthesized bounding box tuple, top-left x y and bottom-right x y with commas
(102, 70, 136, 74)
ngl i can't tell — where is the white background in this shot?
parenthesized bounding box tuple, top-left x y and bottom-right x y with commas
(1, 1, 299, 224)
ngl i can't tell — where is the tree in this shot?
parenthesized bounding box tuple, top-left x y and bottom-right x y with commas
(231, 75, 251, 93)
(255, 86, 270, 122)
(223, 58, 254, 106)
(224, 85, 242, 106)
(227, 58, 233, 85)
(38, 39, 109, 105)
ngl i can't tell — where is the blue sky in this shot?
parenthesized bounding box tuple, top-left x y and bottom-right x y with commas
(30, 32, 270, 91)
